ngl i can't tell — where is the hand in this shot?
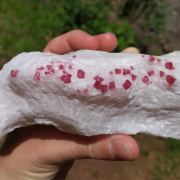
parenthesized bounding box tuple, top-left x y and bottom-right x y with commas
(0, 30, 139, 180)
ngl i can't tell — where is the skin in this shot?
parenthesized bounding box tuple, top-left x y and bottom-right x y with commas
(0, 30, 139, 180)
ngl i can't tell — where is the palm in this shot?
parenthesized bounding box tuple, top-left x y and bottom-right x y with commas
(1, 126, 79, 179)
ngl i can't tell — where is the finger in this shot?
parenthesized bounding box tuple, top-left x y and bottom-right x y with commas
(122, 47, 140, 53)
(95, 32, 118, 52)
(43, 29, 99, 54)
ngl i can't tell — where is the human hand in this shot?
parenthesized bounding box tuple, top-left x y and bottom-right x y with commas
(0, 30, 139, 180)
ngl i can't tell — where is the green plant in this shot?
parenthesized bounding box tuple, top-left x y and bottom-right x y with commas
(0, 0, 135, 62)
(119, 0, 167, 33)
(116, 0, 167, 53)
(114, 20, 135, 50)
(168, 139, 180, 156)
(152, 139, 180, 180)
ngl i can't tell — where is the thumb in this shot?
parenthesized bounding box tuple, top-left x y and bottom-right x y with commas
(122, 47, 140, 53)
(0, 126, 139, 180)
(53, 135, 139, 180)
(46, 133, 139, 164)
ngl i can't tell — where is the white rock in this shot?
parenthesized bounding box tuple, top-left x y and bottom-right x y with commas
(0, 50, 180, 142)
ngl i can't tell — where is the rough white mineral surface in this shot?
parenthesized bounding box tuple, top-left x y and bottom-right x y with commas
(0, 50, 180, 140)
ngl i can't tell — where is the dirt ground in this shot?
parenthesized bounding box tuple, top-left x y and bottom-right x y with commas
(66, 134, 180, 180)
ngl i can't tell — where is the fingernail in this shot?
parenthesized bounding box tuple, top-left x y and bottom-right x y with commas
(105, 32, 116, 37)
(109, 139, 131, 160)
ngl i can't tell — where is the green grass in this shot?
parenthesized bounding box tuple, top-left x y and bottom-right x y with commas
(152, 139, 180, 180)
(0, 0, 135, 62)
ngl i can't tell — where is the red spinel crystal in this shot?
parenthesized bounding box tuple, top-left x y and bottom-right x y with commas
(94, 76, 104, 82)
(59, 64, 64, 70)
(45, 71, 50, 75)
(60, 73, 72, 84)
(115, 69, 121, 74)
(77, 69, 85, 79)
(93, 77, 107, 93)
(142, 76, 149, 84)
(11, 70, 19, 78)
(131, 74, 137, 81)
(165, 62, 174, 70)
(160, 71, 165, 78)
(166, 75, 176, 86)
(34, 72, 40, 81)
(51, 69, 55, 73)
(147, 70, 155, 76)
(101, 85, 108, 93)
(123, 69, 131, 75)
(123, 80, 132, 90)
(62, 70, 66, 74)
(149, 55, 155, 62)
(93, 81, 102, 89)
(46, 65, 53, 70)
(109, 81, 116, 90)
(37, 66, 45, 71)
